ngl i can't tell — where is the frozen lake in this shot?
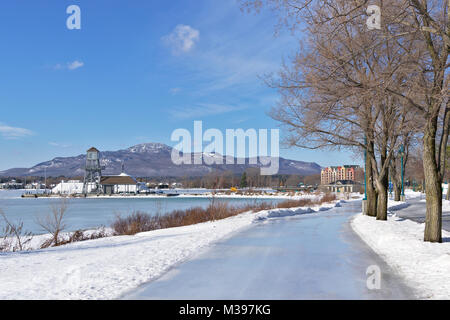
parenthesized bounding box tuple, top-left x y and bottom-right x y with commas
(0, 190, 282, 234)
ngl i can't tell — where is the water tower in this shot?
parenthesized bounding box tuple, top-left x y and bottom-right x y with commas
(83, 147, 102, 194)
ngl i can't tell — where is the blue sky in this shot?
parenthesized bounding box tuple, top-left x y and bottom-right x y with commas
(0, 0, 359, 171)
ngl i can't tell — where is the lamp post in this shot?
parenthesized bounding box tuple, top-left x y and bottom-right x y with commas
(389, 170, 393, 199)
(399, 144, 405, 201)
(362, 137, 368, 214)
(364, 137, 367, 200)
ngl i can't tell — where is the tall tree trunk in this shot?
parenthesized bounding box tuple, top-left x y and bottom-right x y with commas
(393, 182, 401, 201)
(376, 169, 389, 220)
(390, 162, 401, 201)
(446, 183, 450, 201)
(373, 136, 389, 221)
(365, 141, 377, 217)
(366, 183, 378, 217)
(423, 123, 442, 243)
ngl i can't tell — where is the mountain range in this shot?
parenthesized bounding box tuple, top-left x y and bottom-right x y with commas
(0, 143, 322, 178)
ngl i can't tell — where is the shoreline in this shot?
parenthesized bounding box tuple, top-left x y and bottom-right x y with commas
(12, 192, 328, 201)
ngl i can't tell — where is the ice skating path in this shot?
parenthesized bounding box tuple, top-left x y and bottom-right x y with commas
(123, 201, 415, 299)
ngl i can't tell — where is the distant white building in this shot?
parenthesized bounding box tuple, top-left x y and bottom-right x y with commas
(52, 180, 91, 195)
(324, 180, 362, 193)
(171, 182, 182, 188)
(51, 153, 139, 196)
(25, 182, 43, 190)
(100, 173, 138, 195)
(0, 180, 25, 189)
(52, 175, 139, 195)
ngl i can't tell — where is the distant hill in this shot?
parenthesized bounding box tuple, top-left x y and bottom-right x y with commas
(0, 143, 322, 178)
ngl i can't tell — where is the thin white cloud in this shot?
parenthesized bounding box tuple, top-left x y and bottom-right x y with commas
(169, 87, 182, 95)
(49, 142, 71, 148)
(67, 60, 84, 70)
(162, 25, 200, 55)
(158, 3, 294, 97)
(0, 123, 34, 139)
(52, 60, 84, 71)
(169, 103, 247, 119)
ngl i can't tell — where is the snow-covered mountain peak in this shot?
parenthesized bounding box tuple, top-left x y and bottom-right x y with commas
(127, 143, 172, 154)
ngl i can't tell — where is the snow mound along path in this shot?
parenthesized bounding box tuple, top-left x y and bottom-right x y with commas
(352, 206, 450, 300)
(254, 200, 346, 220)
(0, 199, 346, 300)
(387, 201, 410, 211)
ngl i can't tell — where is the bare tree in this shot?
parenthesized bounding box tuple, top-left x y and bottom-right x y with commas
(0, 210, 33, 252)
(262, 1, 417, 220)
(36, 199, 69, 247)
(390, 131, 420, 201)
(446, 146, 450, 199)
(386, 0, 449, 242)
(406, 148, 425, 188)
(243, 0, 449, 242)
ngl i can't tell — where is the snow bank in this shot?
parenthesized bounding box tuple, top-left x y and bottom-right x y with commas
(387, 200, 409, 211)
(254, 200, 346, 220)
(404, 189, 423, 199)
(0, 199, 345, 300)
(2, 227, 114, 252)
(442, 200, 450, 212)
(352, 202, 450, 299)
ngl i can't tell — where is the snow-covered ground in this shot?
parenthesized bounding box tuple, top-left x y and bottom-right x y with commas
(0, 197, 350, 300)
(403, 189, 423, 199)
(443, 200, 450, 211)
(352, 190, 450, 299)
